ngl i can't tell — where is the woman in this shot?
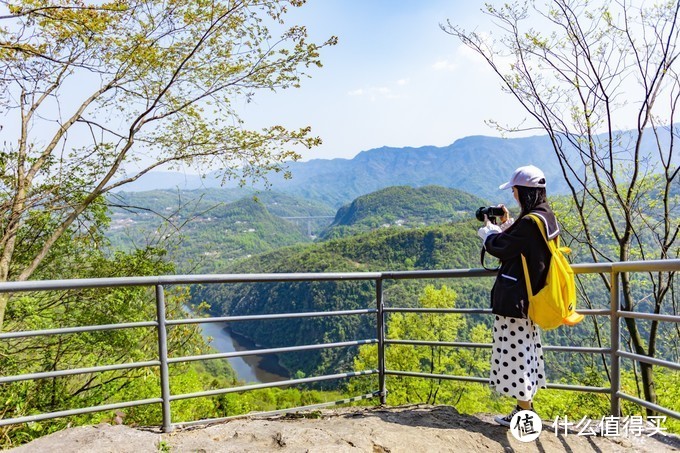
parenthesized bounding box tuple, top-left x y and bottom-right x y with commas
(477, 165, 559, 427)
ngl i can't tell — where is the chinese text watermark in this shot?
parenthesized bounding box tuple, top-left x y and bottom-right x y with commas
(552, 415, 667, 437)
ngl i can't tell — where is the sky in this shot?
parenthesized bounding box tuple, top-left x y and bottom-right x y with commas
(239, 1, 527, 161)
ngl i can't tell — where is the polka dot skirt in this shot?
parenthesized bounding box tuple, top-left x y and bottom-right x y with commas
(489, 315, 546, 401)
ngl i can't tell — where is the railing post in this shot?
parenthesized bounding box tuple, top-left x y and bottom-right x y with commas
(376, 277, 386, 404)
(155, 284, 173, 432)
(610, 271, 621, 417)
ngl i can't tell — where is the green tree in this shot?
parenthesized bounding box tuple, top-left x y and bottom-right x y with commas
(0, 244, 228, 447)
(350, 285, 492, 406)
(0, 192, 236, 447)
(0, 0, 336, 328)
(443, 0, 679, 415)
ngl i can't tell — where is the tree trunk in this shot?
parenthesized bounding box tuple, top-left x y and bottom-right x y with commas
(0, 293, 8, 331)
(621, 274, 657, 416)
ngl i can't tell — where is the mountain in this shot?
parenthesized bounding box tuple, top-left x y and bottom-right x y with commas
(274, 135, 568, 207)
(117, 127, 675, 208)
(116, 134, 565, 205)
(320, 185, 488, 239)
(107, 185, 489, 268)
(107, 191, 332, 273)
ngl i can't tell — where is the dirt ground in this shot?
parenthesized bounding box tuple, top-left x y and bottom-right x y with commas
(8, 405, 680, 452)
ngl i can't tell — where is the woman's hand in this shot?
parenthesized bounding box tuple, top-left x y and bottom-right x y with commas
(498, 204, 510, 224)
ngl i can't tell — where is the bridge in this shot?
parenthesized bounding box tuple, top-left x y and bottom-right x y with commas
(280, 215, 336, 236)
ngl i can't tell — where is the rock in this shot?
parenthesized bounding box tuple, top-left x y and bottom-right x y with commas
(7, 405, 680, 452)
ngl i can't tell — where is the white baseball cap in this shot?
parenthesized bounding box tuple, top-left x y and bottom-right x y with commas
(499, 165, 546, 190)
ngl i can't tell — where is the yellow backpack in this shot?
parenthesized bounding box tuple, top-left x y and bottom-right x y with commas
(520, 214, 584, 330)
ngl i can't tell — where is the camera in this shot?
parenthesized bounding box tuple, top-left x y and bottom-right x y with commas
(475, 206, 505, 224)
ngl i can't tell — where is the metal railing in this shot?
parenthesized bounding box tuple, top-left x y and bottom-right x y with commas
(0, 259, 678, 432)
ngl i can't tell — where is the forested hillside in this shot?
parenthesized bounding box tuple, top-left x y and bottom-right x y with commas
(190, 219, 494, 380)
(107, 191, 335, 272)
(321, 186, 487, 239)
(106, 185, 486, 270)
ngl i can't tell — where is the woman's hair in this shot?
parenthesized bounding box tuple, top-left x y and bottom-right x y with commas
(516, 185, 547, 216)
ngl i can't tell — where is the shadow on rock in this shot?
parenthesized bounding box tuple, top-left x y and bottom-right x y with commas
(339, 404, 515, 451)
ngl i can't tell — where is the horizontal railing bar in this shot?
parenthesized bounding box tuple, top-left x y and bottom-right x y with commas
(570, 262, 614, 273)
(0, 397, 163, 427)
(0, 360, 160, 384)
(617, 392, 680, 421)
(543, 346, 610, 354)
(618, 311, 680, 323)
(612, 260, 680, 273)
(0, 266, 610, 295)
(0, 276, 161, 293)
(386, 340, 608, 354)
(0, 321, 158, 340)
(384, 307, 609, 316)
(618, 351, 680, 370)
(381, 269, 495, 280)
(168, 339, 379, 364)
(170, 370, 379, 401)
(168, 309, 377, 326)
(174, 392, 380, 429)
(1, 260, 676, 295)
(570, 259, 680, 274)
(385, 370, 489, 384)
(544, 383, 611, 393)
(386, 339, 491, 349)
(576, 308, 611, 316)
(384, 307, 491, 314)
(0, 272, 385, 293)
(387, 370, 610, 394)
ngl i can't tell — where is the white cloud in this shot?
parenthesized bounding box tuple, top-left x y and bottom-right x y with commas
(432, 59, 457, 71)
(346, 84, 404, 101)
(432, 38, 500, 73)
(454, 36, 516, 72)
(456, 43, 491, 68)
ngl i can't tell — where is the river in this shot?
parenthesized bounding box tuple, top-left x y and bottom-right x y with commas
(198, 321, 289, 383)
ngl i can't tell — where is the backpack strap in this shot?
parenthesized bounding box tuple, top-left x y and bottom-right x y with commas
(527, 213, 570, 255)
(520, 252, 534, 298)
(520, 213, 571, 297)
(526, 213, 553, 246)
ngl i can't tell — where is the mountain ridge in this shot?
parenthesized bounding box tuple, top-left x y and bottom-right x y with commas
(117, 126, 674, 208)
(118, 133, 563, 205)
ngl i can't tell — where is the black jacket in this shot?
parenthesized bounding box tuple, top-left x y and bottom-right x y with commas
(483, 202, 560, 319)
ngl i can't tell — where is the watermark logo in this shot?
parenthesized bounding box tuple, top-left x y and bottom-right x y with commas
(509, 410, 542, 442)
(552, 415, 667, 437)
(510, 413, 667, 442)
